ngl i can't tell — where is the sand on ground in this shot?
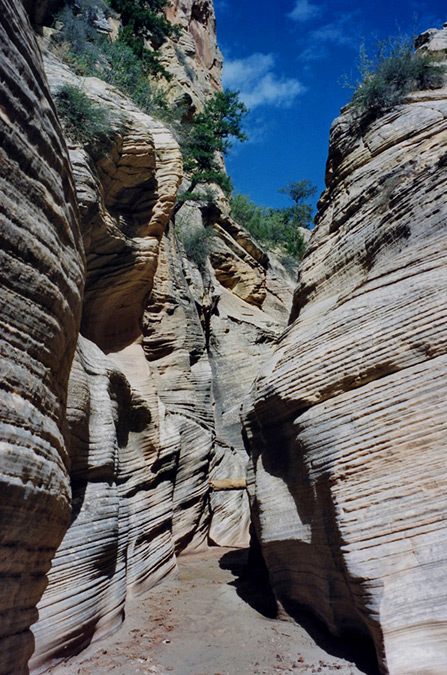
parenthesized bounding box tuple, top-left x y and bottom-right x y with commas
(47, 547, 378, 675)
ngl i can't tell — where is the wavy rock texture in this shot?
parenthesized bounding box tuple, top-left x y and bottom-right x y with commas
(144, 201, 296, 550)
(28, 52, 183, 672)
(0, 2, 84, 673)
(243, 29, 447, 675)
(27, 18, 295, 670)
(1, 1, 296, 671)
(30, 336, 178, 673)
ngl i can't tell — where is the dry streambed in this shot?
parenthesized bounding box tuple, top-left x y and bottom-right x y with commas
(48, 548, 377, 675)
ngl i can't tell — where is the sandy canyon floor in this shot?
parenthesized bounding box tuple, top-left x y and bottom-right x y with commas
(48, 548, 378, 675)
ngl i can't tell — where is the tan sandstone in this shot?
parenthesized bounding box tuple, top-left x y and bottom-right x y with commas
(243, 27, 447, 675)
(0, 1, 84, 672)
(15, 2, 295, 671)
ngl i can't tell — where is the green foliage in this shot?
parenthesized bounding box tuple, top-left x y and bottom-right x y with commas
(180, 227, 215, 267)
(53, 0, 174, 80)
(53, 3, 102, 74)
(52, 1, 173, 118)
(278, 180, 316, 230)
(181, 89, 248, 196)
(54, 83, 112, 148)
(230, 186, 313, 261)
(177, 190, 209, 202)
(101, 39, 171, 115)
(109, 0, 179, 48)
(109, 0, 179, 79)
(349, 35, 445, 121)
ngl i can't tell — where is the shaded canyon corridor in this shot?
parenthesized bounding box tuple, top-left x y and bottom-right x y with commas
(1, 1, 447, 674)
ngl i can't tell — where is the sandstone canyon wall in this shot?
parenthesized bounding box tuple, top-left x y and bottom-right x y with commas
(243, 26, 447, 675)
(0, 1, 296, 672)
(163, 0, 223, 111)
(29, 51, 184, 672)
(4, 2, 447, 674)
(0, 1, 84, 673)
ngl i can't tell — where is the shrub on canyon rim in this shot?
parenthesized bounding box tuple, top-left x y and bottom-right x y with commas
(54, 0, 176, 80)
(230, 180, 315, 261)
(349, 35, 445, 121)
(51, 0, 174, 118)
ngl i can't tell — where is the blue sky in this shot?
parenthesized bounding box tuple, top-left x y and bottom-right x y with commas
(214, 0, 446, 210)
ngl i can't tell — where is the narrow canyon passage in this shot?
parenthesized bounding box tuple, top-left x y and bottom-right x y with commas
(3, 2, 447, 673)
(47, 548, 377, 675)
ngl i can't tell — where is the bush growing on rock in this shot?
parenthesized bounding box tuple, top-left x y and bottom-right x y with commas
(53, 2, 102, 74)
(180, 89, 248, 197)
(109, 0, 180, 78)
(180, 227, 216, 268)
(54, 84, 112, 147)
(54, 0, 175, 80)
(349, 35, 445, 121)
(51, 0, 174, 119)
(101, 39, 172, 115)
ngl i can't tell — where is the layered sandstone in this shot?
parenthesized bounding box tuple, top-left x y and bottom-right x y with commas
(0, 3, 296, 671)
(243, 28, 447, 675)
(0, 1, 84, 673)
(29, 51, 183, 672)
(144, 200, 295, 549)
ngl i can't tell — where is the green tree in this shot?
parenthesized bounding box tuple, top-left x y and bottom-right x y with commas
(274, 180, 315, 258)
(278, 180, 316, 229)
(230, 182, 315, 261)
(109, 0, 180, 78)
(178, 89, 248, 205)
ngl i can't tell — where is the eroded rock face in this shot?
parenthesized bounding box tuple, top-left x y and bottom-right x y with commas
(0, 1, 84, 672)
(1, 1, 297, 671)
(27, 25, 294, 669)
(163, 0, 223, 113)
(243, 30, 447, 675)
(144, 201, 296, 550)
(28, 53, 182, 671)
(31, 336, 178, 673)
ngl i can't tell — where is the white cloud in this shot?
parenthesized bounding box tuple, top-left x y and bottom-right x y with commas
(299, 12, 361, 61)
(222, 53, 305, 109)
(213, 0, 229, 11)
(288, 0, 323, 22)
(311, 15, 357, 46)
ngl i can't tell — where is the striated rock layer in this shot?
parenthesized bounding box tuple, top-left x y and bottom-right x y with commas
(29, 52, 183, 673)
(243, 27, 447, 675)
(0, 1, 84, 673)
(144, 201, 296, 550)
(0, 0, 296, 671)
(25, 6, 295, 672)
(163, 0, 223, 113)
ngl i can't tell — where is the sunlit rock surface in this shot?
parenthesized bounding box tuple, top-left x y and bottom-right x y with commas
(0, 1, 84, 672)
(29, 52, 182, 672)
(243, 28, 447, 675)
(144, 200, 296, 550)
(24, 12, 294, 672)
(163, 0, 223, 113)
(31, 336, 178, 673)
(0, 1, 297, 671)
